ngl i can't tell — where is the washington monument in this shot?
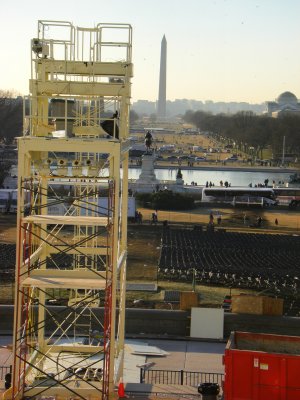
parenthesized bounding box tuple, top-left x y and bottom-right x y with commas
(157, 35, 167, 118)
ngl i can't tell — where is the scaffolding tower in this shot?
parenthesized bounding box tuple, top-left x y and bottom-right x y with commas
(10, 20, 133, 400)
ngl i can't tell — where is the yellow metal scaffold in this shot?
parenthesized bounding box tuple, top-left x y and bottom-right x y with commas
(6, 20, 133, 400)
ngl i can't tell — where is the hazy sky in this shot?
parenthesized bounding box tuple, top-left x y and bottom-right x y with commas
(1, 0, 300, 103)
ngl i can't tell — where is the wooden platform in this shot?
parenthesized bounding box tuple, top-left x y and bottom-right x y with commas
(22, 215, 109, 226)
(21, 275, 106, 289)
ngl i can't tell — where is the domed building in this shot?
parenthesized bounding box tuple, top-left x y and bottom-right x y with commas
(266, 91, 300, 117)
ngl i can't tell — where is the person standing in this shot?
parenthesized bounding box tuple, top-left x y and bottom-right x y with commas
(138, 212, 143, 224)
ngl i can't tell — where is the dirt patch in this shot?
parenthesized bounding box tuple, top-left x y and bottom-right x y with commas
(127, 225, 161, 280)
(0, 214, 17, 243)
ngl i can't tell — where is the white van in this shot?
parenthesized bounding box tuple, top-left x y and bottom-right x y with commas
(0, 189, 12, 213)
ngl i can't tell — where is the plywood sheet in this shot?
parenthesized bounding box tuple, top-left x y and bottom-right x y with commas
(23, 215, 109, 226)
(128, 344, 168, 356)
(21, 275, 106, 289)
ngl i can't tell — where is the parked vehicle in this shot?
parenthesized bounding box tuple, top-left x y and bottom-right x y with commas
(222, 295, 232, 312)
(273, 187, 300, 207)
(225, 155, 238, 161)
(9, 189, 19, 213)
(166, 156, 178, 161)
(9, 189, 31, 214)
(201, 187, 277, 207)
(178, 155, 191, 160)
(0, 189, 12, 213)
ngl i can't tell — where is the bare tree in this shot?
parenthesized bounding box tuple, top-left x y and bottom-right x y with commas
(0, 90, 23, 144)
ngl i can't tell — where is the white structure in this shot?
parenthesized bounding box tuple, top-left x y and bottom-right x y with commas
(157, 35, 167, 119)
(130, 154, 186, 193)
(135, 154, 160, 192)
(11, 20, 133, 400)
(190, 308, 224, 339)
(266, 91, 300, 117)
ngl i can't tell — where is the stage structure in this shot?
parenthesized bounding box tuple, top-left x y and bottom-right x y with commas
(10, 20, 133, 400)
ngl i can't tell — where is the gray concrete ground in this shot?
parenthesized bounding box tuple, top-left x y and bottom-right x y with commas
(1, 336, 225, 396)
(146, 339, 225, 373)
(123, 338, 225, 396)
(1, 336, 225, 377)
(123, 339, 225, 398)
(0, 337, 12, 390)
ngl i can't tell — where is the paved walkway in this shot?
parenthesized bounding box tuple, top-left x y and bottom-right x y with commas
(145, 339, 225, 373)
(0, 336, 225, 397)
(123, 338, 225, 398)
(123, 338, 225, 379)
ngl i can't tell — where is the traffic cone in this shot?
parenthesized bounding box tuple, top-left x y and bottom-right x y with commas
(118, 378, 126, 398)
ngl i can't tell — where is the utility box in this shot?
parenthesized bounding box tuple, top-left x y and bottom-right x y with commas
(231, 295, 283, 316)
(180, 291, 198, 310)
(224, 331, 300, 400)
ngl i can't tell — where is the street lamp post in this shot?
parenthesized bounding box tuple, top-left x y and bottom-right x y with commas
(192, 268, 196, 292)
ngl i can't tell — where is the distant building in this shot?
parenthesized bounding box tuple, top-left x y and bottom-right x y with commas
(132, 99, 264, 117)
(266, 91, 300, 117)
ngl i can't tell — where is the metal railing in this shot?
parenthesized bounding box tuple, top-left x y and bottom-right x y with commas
(0, 365, 12, 380)
(140, 368, 223, 387)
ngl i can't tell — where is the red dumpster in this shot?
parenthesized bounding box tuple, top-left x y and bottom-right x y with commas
(224, 331, 300, 400)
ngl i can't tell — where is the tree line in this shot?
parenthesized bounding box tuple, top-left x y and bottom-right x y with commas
(0, 91, 23, 144)
(183, 110, 300, 158)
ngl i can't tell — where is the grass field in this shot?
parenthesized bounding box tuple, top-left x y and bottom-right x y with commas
(135, 205, 300, 232)
(0, 284, 14, 304)
(1, 199, 300, 308)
